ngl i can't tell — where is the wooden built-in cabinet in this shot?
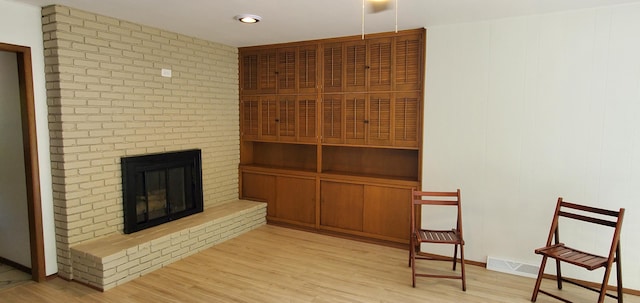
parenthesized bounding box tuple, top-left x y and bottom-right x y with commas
(239, 29, 425, 245)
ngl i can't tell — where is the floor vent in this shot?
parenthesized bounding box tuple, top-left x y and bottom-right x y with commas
(486, 256, 539, 278)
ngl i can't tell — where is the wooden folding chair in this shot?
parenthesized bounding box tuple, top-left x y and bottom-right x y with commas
(408, 189, 466, 290)
(531, 197, 625, 303)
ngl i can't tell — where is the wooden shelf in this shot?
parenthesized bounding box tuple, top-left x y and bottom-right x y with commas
(240, 164, 317, 176)
(320, 171, 419, 184)
(241, 141, 317, 171)
(322, 145, 419, 181)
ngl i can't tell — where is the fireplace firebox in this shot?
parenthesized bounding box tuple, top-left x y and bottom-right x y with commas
(121, 149, 203, 234)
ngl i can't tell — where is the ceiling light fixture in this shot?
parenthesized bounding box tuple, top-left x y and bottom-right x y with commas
(235, 14, 262, 24)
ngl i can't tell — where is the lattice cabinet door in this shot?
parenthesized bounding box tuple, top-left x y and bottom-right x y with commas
(323, 42, 344, 93)
(367, 37, 393, 91)
(277, 47, 297, 94)
(258, 50, 277, 94)
(393, 92, 421, 148)
(367, 93, 392, 146)
(344, 40, 367, 92)
(277, 95, 297, 142)
(297, 95, 318, 143)
(260, 96, 278, 141)
(344, 93, 367, 145)
(298, 45, 318, 93)
(240, 51, 259, 94)
(322, 94, 344, 144)
(240, 95, 259, 140)
(395, 33, 423, 91)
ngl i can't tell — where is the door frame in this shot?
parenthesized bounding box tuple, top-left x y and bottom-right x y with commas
(0, 42, 46, 282)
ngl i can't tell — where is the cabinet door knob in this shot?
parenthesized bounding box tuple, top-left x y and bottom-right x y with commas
(275, 119, 280, 122)
(364, 120, 369, 124)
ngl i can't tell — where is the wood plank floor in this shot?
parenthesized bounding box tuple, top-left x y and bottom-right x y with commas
(0, 263, 31, 291)
(0, 225, 636, 302)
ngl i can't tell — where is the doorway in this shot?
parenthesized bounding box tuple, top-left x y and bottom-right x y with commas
(0, 42, 46, 282)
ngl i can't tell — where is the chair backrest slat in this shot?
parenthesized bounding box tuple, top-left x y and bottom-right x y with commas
(560, 201, 620, 217)
(543, 197, 624, 249)
(558, 211, 618, 227)
(413, 190, 458, 197)
(413, 199, 458, 206)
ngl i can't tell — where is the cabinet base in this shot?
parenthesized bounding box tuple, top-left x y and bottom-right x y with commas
(266, 220, 409, 250)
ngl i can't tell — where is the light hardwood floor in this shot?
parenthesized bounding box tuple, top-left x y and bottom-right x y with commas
(0, 225, 636, 302)
(0, 263, 31, 290)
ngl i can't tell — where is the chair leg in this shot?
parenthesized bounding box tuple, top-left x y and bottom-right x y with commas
(531, 256, 549, 302)
(452, 243, 458, 271)
(410, 235, 416, 287)
(616, 246, 623, 303)
(408, 244, 412, 268)
(408, 235, 414, 268)
(598, 250, 619, 303)
(459, 242, 466, 291)
(411, 247, 416, 288)
(555, 258, 562, 290)
(598, 268, 613, 303)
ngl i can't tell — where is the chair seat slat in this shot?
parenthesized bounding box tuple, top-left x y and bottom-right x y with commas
(535, 243, 608, 270)
(417, 229, 460, 243)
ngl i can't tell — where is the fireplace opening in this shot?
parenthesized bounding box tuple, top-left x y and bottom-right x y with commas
(121, 149, 203, 234)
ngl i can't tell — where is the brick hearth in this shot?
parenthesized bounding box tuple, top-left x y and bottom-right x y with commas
(70, 200, 265, 291)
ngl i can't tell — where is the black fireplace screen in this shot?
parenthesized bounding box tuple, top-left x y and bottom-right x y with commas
(121, 149, 203, 234)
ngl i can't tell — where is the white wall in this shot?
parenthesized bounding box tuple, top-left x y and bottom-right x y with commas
(2, 0, 639, 288)
(0, 51, 31, 267)
(424, 3, 640, 290)
(0, 0, 57, 275)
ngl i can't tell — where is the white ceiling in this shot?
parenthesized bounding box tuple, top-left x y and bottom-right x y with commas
(9, 0, 640, 47)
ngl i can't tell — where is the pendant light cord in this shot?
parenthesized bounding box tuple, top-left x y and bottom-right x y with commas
(362, 0, 365, 39)
(395, 0, 398, 33)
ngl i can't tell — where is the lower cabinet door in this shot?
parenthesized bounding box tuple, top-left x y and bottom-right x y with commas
(241, 172, 276, 217)
(320, 179, 412, 243)
(275, 176, 316, 225)
(244, 170, 412, 243)
(320, 181, 364, 231)
(363, 185, 411, 241)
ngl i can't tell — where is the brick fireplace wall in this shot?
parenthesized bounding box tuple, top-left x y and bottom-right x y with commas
(42, 5, 239, 279)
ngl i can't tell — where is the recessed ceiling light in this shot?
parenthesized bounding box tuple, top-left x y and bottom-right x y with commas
(235, 14, 262, 24)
